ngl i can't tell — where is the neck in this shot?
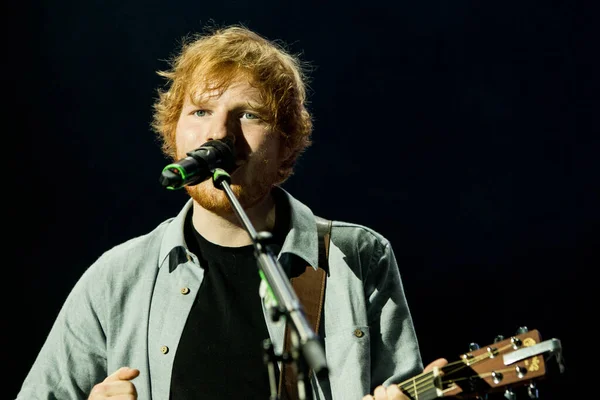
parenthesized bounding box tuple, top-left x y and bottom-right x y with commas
(191, 193, 276, 247)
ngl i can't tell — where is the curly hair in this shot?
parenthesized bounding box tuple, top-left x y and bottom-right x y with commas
(151, 24, 313, 183)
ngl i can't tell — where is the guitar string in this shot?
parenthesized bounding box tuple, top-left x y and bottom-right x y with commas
(445, 366, 531, 384)
(397, 342, 517, 397)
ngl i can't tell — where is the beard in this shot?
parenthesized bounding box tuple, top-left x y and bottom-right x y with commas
(184, 155, 280, 215)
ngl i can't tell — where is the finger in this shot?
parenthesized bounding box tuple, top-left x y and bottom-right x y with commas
(423, 357, 448, 373)
(373, 385, 387, 399)
(104, 367, 140, 383)
(386, 384, 409, 400)
(90, 380, 137, 399)
(362, 396, 374, 400)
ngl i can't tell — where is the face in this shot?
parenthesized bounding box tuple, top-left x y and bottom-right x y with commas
(175, 78, 284, 214)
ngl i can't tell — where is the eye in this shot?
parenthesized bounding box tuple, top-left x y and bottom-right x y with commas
(242, 112, 259, 120)
(194, 110, 208, 117)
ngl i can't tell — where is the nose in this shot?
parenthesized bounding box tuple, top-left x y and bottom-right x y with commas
(204, 114, 237, 144)
(205, 125, 227, 142)
(204, 113, 237, 146)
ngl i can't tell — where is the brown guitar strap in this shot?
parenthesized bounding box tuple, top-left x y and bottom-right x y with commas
(278, 216, 331, 400)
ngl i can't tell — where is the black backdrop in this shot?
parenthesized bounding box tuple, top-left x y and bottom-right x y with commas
(9, 1, 597, 399)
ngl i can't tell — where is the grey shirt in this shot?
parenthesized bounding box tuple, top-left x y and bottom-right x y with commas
(17, 187, 423, 400)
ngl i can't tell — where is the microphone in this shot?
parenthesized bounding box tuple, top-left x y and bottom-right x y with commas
(159, 137, 236, 190)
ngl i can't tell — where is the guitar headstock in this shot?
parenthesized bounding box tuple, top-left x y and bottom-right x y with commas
(439, 327, 564, 399)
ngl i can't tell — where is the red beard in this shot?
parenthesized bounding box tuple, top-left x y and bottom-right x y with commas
(184, 157, 280, 215)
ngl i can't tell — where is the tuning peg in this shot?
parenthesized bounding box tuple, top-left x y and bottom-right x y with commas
(494, 335, 505, 343)
(504, 388, 516, 400)
(527, 382, 539, 399)
(516, 326, 529, 334)
(469, 342, 480, 351)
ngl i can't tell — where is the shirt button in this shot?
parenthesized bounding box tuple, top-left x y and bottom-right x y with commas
(353, 329, 364, 338)
(180, 287, 190, 295)
(160, 345, 169, 354)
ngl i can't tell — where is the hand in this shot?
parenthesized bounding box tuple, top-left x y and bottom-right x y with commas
(362, 358, 448, 400)
(88, 366, 140, 399)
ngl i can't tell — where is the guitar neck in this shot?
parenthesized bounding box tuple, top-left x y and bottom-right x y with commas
(397, 369, 442, 400)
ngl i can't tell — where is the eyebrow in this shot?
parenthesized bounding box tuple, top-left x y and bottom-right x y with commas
(187, 96, 264, 111)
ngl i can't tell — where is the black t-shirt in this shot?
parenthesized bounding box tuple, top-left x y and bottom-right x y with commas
(170, 199, 289, 399)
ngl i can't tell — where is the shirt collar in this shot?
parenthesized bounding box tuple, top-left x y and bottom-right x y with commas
(157, 186, 320, 271)
(158, 199, 193, 269)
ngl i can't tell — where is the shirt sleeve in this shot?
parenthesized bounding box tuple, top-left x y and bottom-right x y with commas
(15, 264, 109, 400)
(365, 240, 424, 390)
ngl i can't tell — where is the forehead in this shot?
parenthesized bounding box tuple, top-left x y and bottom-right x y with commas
(188, 72, 262, 104)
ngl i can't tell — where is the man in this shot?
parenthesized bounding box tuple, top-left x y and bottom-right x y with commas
(16, 24, 444, 400)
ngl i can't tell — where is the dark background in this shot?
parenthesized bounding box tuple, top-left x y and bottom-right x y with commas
(9, 1, 597, 399)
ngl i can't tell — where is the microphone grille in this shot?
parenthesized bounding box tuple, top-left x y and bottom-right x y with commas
(206, 137, 236, 171)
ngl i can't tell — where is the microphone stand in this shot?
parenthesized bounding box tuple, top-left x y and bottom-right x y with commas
(211, 168, 328, 400)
